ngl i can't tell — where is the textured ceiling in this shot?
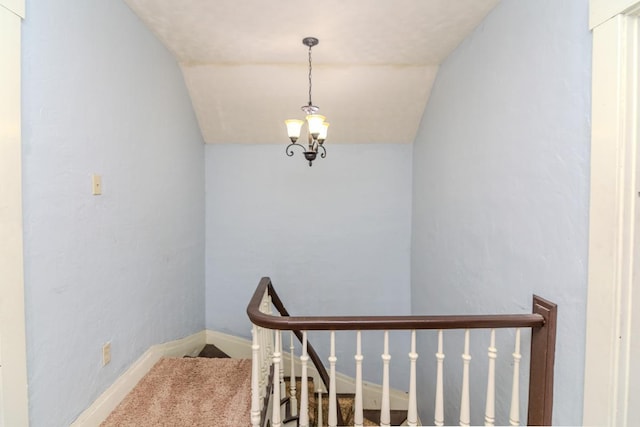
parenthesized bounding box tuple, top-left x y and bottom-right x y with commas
(123, 0, 500, 144)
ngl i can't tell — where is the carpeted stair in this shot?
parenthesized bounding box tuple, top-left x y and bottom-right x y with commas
(196, 344, 409, 426)
(102, 344, 407, 426)
(101, 347, 252, 426)
(196, 345, 409, 426)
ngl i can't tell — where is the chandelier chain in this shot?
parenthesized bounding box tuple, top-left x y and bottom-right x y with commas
(308, 44, 313, 106)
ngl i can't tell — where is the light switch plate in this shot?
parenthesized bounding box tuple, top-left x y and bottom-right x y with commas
(102, 342, 111, 366)
(92, 174, 102, 195)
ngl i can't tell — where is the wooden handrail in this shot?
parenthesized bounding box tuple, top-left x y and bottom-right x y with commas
(248, 277, 545, 331)
(246, 276, 556, 426)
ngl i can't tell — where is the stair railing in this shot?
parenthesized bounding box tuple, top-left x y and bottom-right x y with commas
(247, 276, 557, 427)
(248, 278, 347, 427)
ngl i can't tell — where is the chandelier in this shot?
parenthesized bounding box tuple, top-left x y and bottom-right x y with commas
(285, 37, 329, 167)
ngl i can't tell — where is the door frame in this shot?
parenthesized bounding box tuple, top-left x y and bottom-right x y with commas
(583, 1, 640, 425)
(0, 1, 28, 426)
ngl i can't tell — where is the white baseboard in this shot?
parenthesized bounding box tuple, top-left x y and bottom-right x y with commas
(71, 330, 206, 427)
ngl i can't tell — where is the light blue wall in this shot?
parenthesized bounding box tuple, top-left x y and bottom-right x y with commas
(205, 143, 412, 383)
(411, 0, 591, 425)
(21, 1, 205, 425)
(18, 0, 592, 423)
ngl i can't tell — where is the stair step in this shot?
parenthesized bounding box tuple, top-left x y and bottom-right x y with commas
(197, 344, 231, 358)
(362, 409, 408, 426)
(283, 377, 406, 426)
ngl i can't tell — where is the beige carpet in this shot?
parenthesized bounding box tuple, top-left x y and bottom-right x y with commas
(101, 357, 252, 427)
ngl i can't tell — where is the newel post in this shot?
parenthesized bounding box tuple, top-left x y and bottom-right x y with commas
(527, 295, 557, 426)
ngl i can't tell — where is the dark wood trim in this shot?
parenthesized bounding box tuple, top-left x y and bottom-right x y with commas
(248, 277, 545, 331)
(250, 309, 545, 330)
(527, 295, 557, 426)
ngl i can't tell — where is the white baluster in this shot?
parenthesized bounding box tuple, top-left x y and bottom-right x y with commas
(381, 330, 391, 427)
(317, 385, 324, 427)
(260, 290, 267, 313)
(266, 298, 275, 417)
(407, 330, 419, 427)
(354, 331, 364, 427)
(328, 331, 338, 427)
(279, 330, 286, 401)
(251, 326, 261, 427)
(266, 296, 274, 358)
(259, 326, 267, 401)
(262, 295, 272, 357)
(272, 330, 282, 427)
(509, 329, 522, 426)
(260, 296, 269, 394)
(299, 332, 309, 427)
(484, 329, 497, 426)
(435, 330, 445, 426)
(460, 329, 471, 427)
(289, 332, 298, 417)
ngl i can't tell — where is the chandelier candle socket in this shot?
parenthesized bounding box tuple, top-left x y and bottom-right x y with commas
(285, 37, 329, 166)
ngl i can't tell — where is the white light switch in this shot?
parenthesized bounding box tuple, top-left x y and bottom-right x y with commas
(92, 174, 102, 195)
(102, 342, 111, 366)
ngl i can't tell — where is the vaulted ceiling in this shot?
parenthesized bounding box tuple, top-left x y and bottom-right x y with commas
(123, 0, 500, 144)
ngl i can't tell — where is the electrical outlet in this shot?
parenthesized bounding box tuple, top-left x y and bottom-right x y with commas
(102, 342, 111, 366)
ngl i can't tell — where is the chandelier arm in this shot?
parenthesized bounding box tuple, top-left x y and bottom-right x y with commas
(318, 144, 327, 159)
(286, 143, 306, 157)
